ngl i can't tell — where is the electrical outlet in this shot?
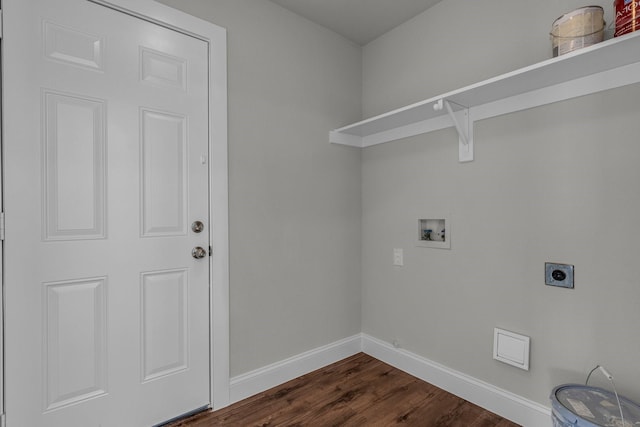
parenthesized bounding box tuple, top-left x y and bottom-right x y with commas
(393, 248, 403, 266)
(545, 263, 574, 288)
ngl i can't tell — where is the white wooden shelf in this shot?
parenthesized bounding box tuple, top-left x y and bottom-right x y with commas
(330, 31, 640, 162)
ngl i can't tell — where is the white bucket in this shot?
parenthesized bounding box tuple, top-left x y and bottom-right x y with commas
(551, 6, 605, 57)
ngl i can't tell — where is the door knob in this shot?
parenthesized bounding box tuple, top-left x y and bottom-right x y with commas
(192, 246, 207, 259)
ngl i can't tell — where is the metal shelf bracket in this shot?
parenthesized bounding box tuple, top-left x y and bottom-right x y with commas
(434, 99, 474, 162)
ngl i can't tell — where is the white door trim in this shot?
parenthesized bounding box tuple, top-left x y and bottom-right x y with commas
(85, 0, 230, 409)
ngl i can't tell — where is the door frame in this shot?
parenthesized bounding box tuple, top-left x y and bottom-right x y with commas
(1, 0, 231, 414)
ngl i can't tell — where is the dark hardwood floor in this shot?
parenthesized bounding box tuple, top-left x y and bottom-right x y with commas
(168, 353, 520, 426)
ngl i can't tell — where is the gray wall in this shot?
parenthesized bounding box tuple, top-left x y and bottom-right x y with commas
(362, 0, 640, 406)
(156, 0, 363, 377)
(157, 0, 640, 409)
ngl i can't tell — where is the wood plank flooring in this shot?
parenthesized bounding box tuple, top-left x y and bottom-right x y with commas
(167, 353, 520, 427)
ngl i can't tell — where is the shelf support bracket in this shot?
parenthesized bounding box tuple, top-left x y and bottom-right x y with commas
(434, 99, 474, 162)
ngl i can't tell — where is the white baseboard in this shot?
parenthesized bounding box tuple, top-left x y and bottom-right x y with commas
(228, 333, 552, 426)
(361, 334, 552, 427)
(229, 334, 362, 403)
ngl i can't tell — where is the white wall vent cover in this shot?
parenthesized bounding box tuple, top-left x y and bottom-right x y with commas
(493, 328, 530, 371)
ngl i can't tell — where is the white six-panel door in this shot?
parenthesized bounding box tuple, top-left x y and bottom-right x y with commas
(3, 0, 215, 425)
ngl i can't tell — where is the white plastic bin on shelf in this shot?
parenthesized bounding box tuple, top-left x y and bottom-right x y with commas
(551, 384, 640, 427)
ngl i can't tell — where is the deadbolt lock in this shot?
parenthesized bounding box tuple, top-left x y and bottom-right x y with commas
(191, 220, 204, 233)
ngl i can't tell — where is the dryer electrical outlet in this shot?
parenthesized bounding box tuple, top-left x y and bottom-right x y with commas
(545, 263, 574, 288)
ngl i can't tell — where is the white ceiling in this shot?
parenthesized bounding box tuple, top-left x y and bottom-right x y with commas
(269, 0, 443, 46)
